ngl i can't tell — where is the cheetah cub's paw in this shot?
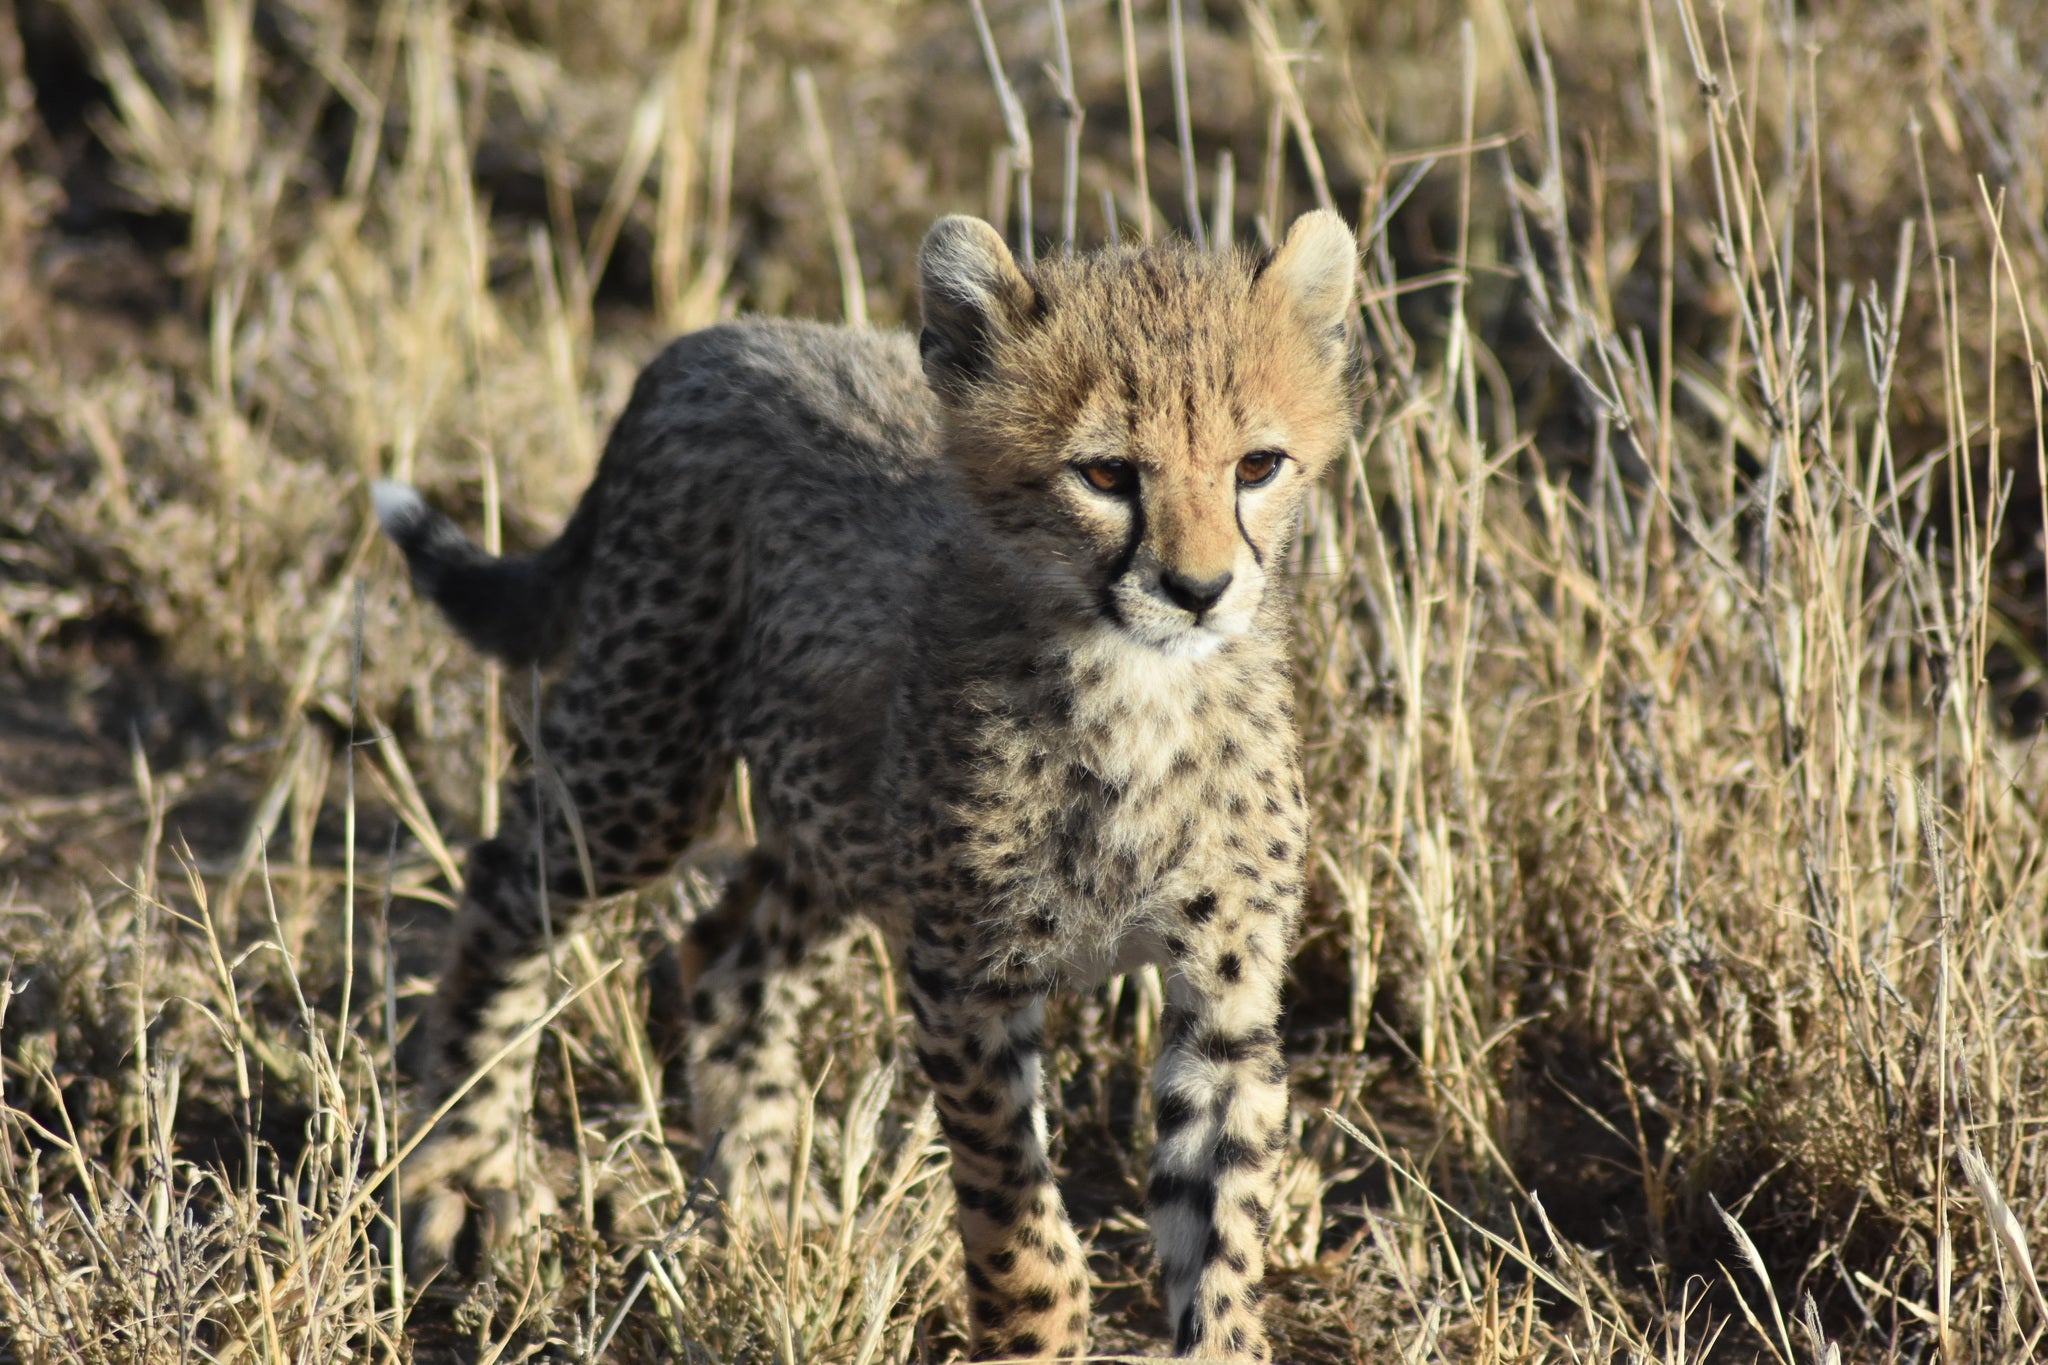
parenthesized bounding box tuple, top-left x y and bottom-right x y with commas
(391, 1131, 561, 1280)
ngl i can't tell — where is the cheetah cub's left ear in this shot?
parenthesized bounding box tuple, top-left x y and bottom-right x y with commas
(918, 215, 1038, 398)
(1257, 208, 1358, 351)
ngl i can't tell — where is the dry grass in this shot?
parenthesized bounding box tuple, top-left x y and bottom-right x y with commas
(3, 0, 2047, 1359)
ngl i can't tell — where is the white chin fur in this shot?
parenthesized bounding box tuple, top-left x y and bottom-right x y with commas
(1153, 628, 1226, 660)
(1107, 616, 1233, 660)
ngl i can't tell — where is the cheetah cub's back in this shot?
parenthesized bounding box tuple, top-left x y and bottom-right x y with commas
(375, 210, 1358, 1362)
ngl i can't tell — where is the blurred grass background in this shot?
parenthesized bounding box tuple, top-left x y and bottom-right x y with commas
(2, 0, 2047, 1360)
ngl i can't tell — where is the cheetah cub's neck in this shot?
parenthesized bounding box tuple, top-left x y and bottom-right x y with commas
(1052, 621, 1264, 783)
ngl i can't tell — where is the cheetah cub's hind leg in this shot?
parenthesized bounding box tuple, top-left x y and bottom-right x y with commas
(389, 545, 732, 1274)
(677, 840, 859, 1229)
(401, 742, 726, 1272)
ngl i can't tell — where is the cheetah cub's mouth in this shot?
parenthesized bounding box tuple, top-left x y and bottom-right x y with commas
(916, 213, 1359, 658)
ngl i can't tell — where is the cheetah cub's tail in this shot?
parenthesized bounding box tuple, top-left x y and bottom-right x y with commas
(372, 479, 596, 668)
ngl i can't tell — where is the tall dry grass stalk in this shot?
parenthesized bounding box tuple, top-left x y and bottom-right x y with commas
(2, 0, 2046, 1359)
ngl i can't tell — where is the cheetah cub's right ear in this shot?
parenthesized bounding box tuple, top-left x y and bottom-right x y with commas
(1257, 208, 1359, 357)
(917, 215, 1038, 398)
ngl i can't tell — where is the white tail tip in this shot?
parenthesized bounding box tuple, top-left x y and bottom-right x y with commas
(371, 480, 427, 538)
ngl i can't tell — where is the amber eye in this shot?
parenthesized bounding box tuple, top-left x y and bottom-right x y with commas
(1237, 450, 1285, 487)
(1078, 459, 1137, 495)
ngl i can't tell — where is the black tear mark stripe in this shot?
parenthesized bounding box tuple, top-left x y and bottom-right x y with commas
(1235, 494, 1266, 568)
(1101, 485, 1147, 626)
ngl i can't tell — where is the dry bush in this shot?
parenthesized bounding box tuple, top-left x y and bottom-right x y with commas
(2, 0, 2047, 1360)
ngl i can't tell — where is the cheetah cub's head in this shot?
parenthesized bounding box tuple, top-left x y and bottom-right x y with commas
(918, 210, 1356, 658)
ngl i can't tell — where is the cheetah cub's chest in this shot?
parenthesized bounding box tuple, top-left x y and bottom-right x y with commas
(954, 628, 1299, 984)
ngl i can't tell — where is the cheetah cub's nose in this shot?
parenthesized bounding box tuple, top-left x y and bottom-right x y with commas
(1159, 568, 1233, 616)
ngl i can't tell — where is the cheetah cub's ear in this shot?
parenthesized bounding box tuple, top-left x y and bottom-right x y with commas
(1257, 208, 1358, 355)
(918, 215, 1038, 398)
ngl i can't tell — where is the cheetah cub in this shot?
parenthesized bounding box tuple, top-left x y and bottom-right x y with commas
(375, 210, 1356, 1360)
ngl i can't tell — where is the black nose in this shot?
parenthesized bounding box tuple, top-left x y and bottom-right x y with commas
(1159, 568, 1233, 615)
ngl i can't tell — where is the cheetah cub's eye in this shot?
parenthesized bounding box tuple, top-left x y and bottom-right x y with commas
(1077, 459, 1138, 496)
(1237, 450, 1286, 487)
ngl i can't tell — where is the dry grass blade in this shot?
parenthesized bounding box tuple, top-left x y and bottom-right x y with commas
(793, 67, 868, 330)
(1711, 1195, 1798, 1365)
(1959, 1143, 2048, 1328)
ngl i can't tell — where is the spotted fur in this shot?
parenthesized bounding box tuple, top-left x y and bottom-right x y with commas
(377, 211, 1357, 1360)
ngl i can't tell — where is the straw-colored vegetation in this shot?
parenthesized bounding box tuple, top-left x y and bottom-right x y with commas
(3, 0, 2046, 1359)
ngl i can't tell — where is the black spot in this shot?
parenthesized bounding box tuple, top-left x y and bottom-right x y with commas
(1184, 891, 1218, 924)
(987, 1248, 1015, 1274)
(938, 1109, 1012, 1161)
(919, 1048, 967, 1087)
(1174, 1304, 1203, 1353)
(1006, 1332, 1045, 1356)
(973, 1295, 1008, 1329)
(1148, 1172, 1218, 1216)
(1213, 1133, 1262, 1170)
(1020, 1285, 1058, 1313)
(906, 955, 959, 1005)
(1194, 1027, 1278, 1063)
(955, 1181, 1021, 1225)
(1156, 1090, 1198, 1136)
(1217, 952, 1243, 983)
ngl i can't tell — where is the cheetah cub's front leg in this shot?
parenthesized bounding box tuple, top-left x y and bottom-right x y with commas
(907, 944, 1089, 1360)
(1149, 929, 1293, 1362)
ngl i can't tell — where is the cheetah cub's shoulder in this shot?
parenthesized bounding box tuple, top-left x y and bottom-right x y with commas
(376, 210, 1357, 1361)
